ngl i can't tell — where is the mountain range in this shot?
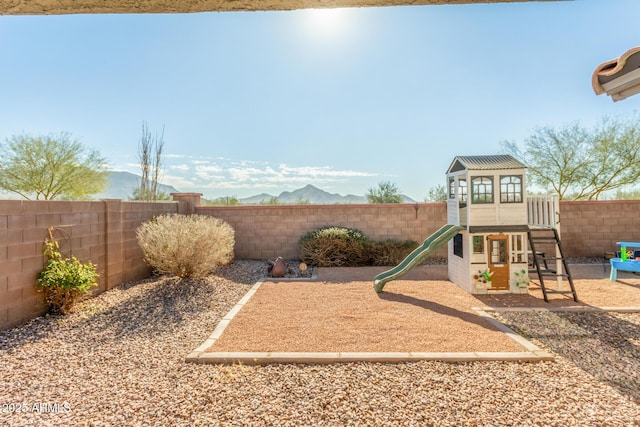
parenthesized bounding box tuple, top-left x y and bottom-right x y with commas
(230, 184, 416, 204)
(95, 171, 180, 200)
(0, 172, 416, 203)
(98, 173, 416, 204)
(234, 185, 368, 204)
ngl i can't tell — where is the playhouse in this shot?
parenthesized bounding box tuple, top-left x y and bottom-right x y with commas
(445, 155, 577, 301)
(445, 155, 532, 294)
(375, 154, 577, 301)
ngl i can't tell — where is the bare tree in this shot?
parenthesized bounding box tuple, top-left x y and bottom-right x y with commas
(134, 122, 166, 201)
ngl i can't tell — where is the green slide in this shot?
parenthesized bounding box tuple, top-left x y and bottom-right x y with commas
(374, 224, 464, 293)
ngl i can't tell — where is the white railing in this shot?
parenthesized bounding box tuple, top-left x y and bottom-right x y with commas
(527, 194, 564, 289)
(527, 195, 559, 228)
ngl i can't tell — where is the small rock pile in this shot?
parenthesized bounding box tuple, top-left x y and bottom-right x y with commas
(267, 257, 314, 278)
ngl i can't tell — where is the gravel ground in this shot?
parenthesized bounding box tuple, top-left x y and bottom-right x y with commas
(497, 310, 640, 404)
(1, 260, 640, 426)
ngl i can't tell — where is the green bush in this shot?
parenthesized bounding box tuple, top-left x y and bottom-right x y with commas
(136, 214, 235, 278)
(301, 226, 368, 243)
(299, 226, 419, 267)
(37, 228, 99, 314)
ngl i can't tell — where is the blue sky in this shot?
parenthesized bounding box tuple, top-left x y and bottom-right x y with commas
(1, 0, 639, 201)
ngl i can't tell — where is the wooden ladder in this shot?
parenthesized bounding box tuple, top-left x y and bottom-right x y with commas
(527, 227, 578, 302)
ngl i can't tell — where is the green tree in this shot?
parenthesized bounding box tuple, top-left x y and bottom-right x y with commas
(260, 196, 282, 205)
(613, 188, 640, 200)
(206, 196, 242, 206)
(130, 187, 171, 201)
(502, 116, 640, 200)
(0, 133, 107, 200)
(367, 181, 403, 203)
(425, 184, 447, 202)
(257, 196, 310, 205)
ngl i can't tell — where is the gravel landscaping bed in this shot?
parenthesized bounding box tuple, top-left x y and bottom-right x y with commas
(1, 260, 639, 426)
(497, 310, 640, 404)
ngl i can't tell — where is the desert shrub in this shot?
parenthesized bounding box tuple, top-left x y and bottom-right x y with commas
(37, 227, 99, 314)
(368, 239, 420, 266)
(136, 214, 235, 278)
(299, 226, 369, 267)
(300, 226, 421, 267)
(302, 226, 368, 243)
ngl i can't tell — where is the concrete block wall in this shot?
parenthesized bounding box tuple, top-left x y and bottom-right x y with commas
(560, 200, 640, 257)
(197, 203, 448, 260)
(199, 200, 640, 260)
(0, 199, 177, 330)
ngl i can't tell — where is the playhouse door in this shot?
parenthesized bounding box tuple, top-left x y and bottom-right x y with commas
(487, 235, 509, 290)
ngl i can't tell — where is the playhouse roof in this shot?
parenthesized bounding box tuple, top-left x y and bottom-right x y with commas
(446, 155, 525, 174)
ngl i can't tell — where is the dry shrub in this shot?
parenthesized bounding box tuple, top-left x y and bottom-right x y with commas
(137, 214, 235, 278)
(368, 239, 419, 266)
(299, 226, 419, 267)
(300, 237, 370, 267)
(299, 226, 369, 267)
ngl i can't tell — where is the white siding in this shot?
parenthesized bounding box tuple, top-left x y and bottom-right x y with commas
(509, 263, 529, 291)
(447, 199, 459, 225)
(447, 233, 473, 293)
(466, 168, 528, 226)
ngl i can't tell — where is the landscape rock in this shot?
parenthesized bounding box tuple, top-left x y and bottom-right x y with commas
(271, 257, 286, 277)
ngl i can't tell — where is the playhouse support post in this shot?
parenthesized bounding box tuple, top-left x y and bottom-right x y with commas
(555, 207, 563, 290)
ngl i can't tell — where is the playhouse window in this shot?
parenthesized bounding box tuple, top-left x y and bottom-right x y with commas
(472, 235, 484, 254)
(500, 175, 523, 203)
(510, 234, 526, 263)
(458, 179, 467, 203)
(490, 239, 508, 264)
(471, 176, 493, 204)
(453, 233, 463, 258)
(448, 177, 456, 199)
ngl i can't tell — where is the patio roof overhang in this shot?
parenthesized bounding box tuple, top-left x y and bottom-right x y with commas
(0, 0, 565, 15)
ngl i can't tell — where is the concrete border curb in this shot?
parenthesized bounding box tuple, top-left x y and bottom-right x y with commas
(478, 306, 640, 313)
(186, 350, 554, 365)
(262, 272, 318, 282)
(185, 280, 264, 360)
